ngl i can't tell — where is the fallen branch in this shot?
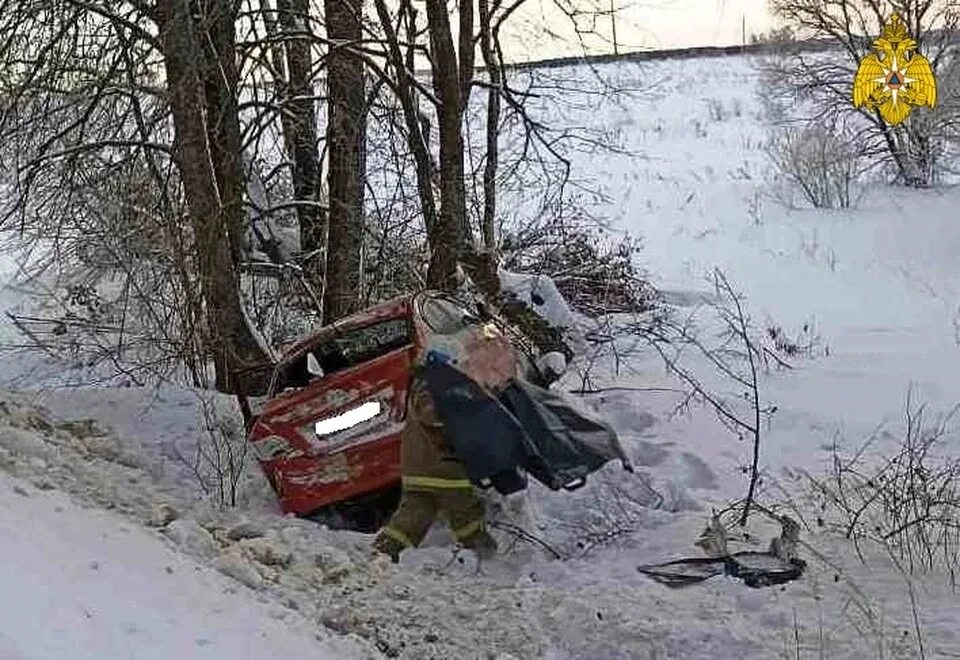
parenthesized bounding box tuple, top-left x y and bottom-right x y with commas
(489, 520, 564, 560)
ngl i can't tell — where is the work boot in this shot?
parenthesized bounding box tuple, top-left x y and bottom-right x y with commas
(372, 533, 404, 564)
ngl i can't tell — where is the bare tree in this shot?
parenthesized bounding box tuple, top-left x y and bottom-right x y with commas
(765, 0, 960, 187)
(478, 0, 501, 260)
(371, 0, 441, 270)
(274, 0, 325, 282)
(0, 0, 288, 390)
(323, 0, 366, 323)
(360, 0, 650, 357)
(423, 0, 476, 291)
(157, 0, 271, 391)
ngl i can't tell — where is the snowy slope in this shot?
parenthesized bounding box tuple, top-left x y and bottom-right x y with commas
(1, 52, 959, 659)
(0, 467, 371, 660)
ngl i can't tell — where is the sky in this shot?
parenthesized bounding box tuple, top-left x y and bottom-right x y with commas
(503, 0, 776, 61)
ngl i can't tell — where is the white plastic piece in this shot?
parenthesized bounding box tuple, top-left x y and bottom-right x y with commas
(306, 352, 324, 377)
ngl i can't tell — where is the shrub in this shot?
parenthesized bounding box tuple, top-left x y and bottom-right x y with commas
(766, 125, 863, 209)
(807, 393, 960, 574)
(503, 226, 659, 319)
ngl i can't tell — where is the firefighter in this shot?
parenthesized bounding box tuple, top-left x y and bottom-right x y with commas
(373, 369, 498, 562)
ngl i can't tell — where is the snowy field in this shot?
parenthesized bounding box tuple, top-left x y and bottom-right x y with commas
(2, 52, 960, 659)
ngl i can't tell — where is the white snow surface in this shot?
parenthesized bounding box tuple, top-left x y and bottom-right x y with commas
(499, 270, 583, 338)
(1, 52, 959, 659)
(0, 469, 369, 660)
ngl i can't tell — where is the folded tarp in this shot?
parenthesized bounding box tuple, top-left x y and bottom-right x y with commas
(422, 361, 630, 494)
(418, 360, 529, 494)
(498, 377, 632, 489)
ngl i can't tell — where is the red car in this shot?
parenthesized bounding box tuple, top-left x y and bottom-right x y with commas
(240, 292, 524, 529)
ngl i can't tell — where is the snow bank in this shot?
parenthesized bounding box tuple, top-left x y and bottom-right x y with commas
(0, 468, 371, 660)
(5, 384, 957, 659)
(499, 269, 587, 353)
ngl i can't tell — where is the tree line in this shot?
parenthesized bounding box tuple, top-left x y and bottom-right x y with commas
(0, 0, 631, 392)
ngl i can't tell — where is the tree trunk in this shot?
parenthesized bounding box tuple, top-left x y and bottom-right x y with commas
(276, 0, 324, 280)
(323, 0, 365, 323)
(424, 0, 474, 292)
(198, 0, 247, 262)
(262, 0, 298, 219)
(478, 0, 500, 265)
(156, 0, 270, 392)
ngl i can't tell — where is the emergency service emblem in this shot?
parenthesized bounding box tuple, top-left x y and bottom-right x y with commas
(853, 13, 937, 125)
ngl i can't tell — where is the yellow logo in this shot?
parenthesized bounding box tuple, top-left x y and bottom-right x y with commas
(853, 13, 937, 125)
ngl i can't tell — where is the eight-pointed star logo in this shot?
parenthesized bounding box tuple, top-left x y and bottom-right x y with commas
(853, 13, 937, 126)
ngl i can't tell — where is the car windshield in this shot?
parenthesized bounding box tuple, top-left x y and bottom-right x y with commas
(276, 317, 411, 392)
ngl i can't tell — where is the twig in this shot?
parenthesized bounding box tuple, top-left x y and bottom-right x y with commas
(489, 520, 564, 560)
(568, 386, 685, 395)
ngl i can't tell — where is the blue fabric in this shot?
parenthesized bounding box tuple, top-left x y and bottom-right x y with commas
(421, 362, 529, 494)
(422, 362, 626, 494)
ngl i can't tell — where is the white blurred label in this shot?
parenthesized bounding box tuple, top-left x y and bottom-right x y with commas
(314, 401, 382, 436)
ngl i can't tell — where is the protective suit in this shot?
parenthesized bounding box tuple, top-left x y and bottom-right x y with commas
(373, 372, 497, 561)
(372, 295, 526, 561)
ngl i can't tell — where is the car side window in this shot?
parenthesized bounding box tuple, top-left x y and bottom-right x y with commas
(419, 297, 476, 335)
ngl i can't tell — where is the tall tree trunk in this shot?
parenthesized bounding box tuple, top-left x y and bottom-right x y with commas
(156, 0, 270, 392)
(424, 0, 474, 292)
(198, 0, 247, 262)
(478, 0, 500, 263)
(276, 0, 324, 281)
(323, 0, 365, 323)
(262, 0, 298, 212)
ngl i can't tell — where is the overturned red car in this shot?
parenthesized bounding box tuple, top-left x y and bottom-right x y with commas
(240, 292, 522, 527)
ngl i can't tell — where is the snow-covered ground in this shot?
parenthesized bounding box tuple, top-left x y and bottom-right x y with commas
(1, 52, 959, 658)
(0, 469, 370, 660)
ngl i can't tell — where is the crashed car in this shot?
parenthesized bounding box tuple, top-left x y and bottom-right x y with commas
(238, 293, 520, 525)
(239, 290, 629, 529)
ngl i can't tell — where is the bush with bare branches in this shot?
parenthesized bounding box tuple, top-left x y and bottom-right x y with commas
(806, 391, 960, 575)
(503, 226, 658, 318)
(766, 124, 865, 209)
(173, 394, 251, 508)
(573, 270, 817, 530)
